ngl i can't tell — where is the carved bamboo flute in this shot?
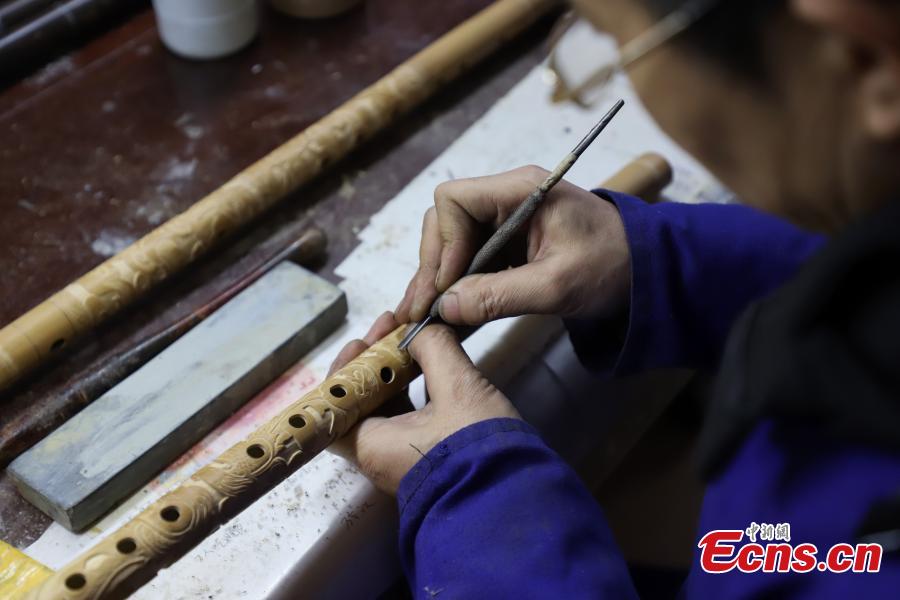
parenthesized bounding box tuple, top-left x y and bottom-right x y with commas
(0, 0, 561, 393)
(28, 155, 672, 600)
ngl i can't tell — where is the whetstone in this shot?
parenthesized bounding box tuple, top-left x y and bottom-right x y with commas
(9, 261, 346, 532)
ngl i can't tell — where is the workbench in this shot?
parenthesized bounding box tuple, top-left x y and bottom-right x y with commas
(1, 2, 729, 597)
(0, 0, 543, 548)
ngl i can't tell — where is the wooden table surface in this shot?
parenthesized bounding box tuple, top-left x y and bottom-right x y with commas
(0, 1, 553, 548)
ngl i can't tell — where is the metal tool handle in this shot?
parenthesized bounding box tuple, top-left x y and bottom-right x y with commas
(401, 100, 626, 349)
(439, 100, 625, 316)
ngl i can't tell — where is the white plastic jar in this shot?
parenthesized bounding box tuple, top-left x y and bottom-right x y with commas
(152, 0, 259, 60)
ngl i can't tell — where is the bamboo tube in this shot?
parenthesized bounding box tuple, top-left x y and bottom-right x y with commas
(28, 155, 673, 600)
(30, 326, 415, 600)
(0, 0, 561, 392)
(601, 152, 672, 203)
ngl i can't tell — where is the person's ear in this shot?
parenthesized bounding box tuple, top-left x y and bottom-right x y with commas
(859, 57, 900, 140)
(792, 0, 900, 140)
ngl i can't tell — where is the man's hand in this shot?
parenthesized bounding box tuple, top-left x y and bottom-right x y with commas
(329, 312, 520, 495)
(394, 165, 631, 326)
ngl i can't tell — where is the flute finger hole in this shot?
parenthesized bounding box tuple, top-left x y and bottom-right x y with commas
(246, 444, 265, 459)
(329, 385, 347, 398)
(65, 574, 86, 590)
(161, 506, 180, 522)
(289, 414, 306, 428)
(380, 367, 394, 383)
(116, 538, 137, 554)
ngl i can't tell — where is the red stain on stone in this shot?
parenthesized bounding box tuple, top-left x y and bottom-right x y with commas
(154, 362, 321, 485)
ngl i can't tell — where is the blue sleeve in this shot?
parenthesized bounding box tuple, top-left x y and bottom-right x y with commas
(566, 192, 827, 373)
(397, 418, 638, 599)
(684, 420, 900, 597)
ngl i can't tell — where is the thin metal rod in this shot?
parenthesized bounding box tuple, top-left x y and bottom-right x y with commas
(398, 99, 624, 350)
(572, 98, 624, 156)
(398, 316, 433, 350)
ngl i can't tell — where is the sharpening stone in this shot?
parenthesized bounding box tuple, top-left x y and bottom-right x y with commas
(9, 261, 346, 532)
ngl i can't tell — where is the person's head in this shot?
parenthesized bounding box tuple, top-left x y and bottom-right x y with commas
(572, 0, 900, 230)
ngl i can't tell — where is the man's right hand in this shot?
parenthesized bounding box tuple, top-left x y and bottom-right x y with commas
(395, 165, 632, 327)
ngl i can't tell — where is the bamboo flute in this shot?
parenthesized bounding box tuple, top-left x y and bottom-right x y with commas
(28, 155, 672, 599)
(0, 0, 561, 393)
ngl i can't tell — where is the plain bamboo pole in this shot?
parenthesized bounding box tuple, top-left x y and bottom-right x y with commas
(0, 0, 561, 392)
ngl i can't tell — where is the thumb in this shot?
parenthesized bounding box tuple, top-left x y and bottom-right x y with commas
(437, 261, 564, 325)
(407, 324, 520, 425)
(407, 325, 484, 405)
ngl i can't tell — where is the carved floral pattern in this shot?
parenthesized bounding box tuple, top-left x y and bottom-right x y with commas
(0, 47, 433, 391)
(29, 327, 413, 599)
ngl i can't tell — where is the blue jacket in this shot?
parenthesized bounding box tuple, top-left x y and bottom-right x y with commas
(396, 192, 900, 598)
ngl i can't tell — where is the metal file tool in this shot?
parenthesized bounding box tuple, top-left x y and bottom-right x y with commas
(398, 98, 625, 350)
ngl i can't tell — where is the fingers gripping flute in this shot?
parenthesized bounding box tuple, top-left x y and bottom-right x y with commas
(29, 154, 672, 599)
